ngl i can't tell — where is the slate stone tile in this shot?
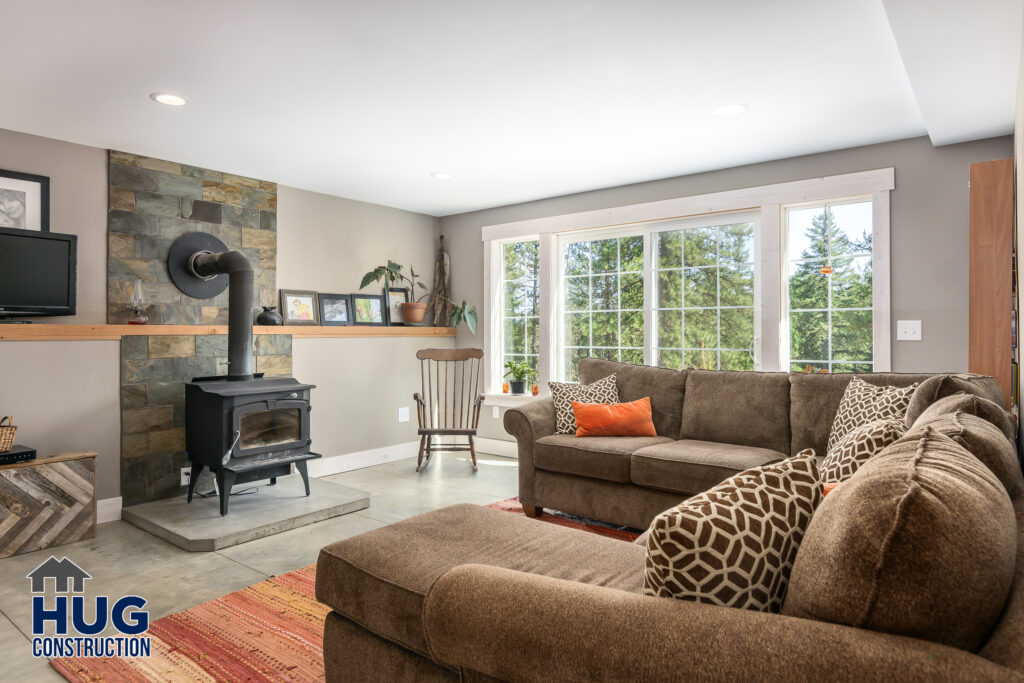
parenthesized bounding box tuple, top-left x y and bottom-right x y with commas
(255, 334, 291, 355)
(109, 163, 159, 192)
(157, 217, 200, 241)
(122, 406, 173, 434)
(259, 246, 276, 269)
(121, 432, 149, 460)
(171, 356, 218, 382)
(109, 259, 165, 282)
(240, 188, 275, 211)
(109, 279, 134, 305)
(172, 404, 185, 428)
(205, 224, 241, 248)
(155, 172, 202, 199)
(223, 173, 260, 188)
(109, 210, 159, 235)
(182, 165, 222, 182)
(109, 232, 134, 259)
(260, 210, 276, 231)
(147, 381, 185, 406)
(260, 180, 277, 192)
(109, 186, 134, 212)
(221, 206, 260, 229)
(201, 306, 227, 325)
(256, 354, 292, 376)
(241, 227, 275, 250)
(181, 199, 222, 224)
(148, 335, 195, 359)
(202, 181, 242, 205)
(135, 191, 181, 218)
(121, 335, 148, 360)
(122, 359, 172, 384)
(196, 335, 228, 357)
(111, 151, 182, 175)
(109, 304, 156, 324)
(136, 235, 175, 261)
(149, 428, 185, 454)
(121, 384, 147, 409)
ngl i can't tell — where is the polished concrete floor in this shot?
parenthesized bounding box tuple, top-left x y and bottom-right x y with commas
(0, 452, 518, 682)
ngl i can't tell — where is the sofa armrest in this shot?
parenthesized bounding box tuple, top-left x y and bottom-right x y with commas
(423, 564, 1019, 683)
(502, 398, 555, 508)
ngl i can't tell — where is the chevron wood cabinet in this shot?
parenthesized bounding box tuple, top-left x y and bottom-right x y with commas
(0, 451, 97, 559)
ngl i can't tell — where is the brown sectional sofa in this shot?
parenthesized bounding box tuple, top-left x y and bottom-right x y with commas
(505, 357, 1003, 529)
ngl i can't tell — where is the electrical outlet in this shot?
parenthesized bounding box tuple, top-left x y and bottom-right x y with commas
(896, 320, 922, 341)
(180, 466, 191, 487)
(398, 406, 410, 423)
(492, 406, 500, 419)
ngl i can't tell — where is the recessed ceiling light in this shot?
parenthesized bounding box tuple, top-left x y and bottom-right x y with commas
(431, 172, 452, 180)
(712, 104, 747, 117)
(150, 92, 188, 107)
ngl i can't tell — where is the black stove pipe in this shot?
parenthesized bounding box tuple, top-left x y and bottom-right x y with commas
(190, 250, 254, 381)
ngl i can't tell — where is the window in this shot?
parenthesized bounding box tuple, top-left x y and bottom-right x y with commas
(654, 220, 756, 371)
(501, 240, 541, 378)
(560, 234, 644, 381)
(785, 199, 874, 372)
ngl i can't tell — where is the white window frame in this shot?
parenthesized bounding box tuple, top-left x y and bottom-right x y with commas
(481, 168, 893, 395)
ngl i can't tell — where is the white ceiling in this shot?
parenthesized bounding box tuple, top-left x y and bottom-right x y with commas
(1, 1, 1020, 216)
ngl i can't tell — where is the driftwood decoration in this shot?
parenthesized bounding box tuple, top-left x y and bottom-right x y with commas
(429, 235, 451, 327)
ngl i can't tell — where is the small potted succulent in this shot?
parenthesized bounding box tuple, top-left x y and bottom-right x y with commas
(360, 260, 430, 323)
(503, 360, 534, 395)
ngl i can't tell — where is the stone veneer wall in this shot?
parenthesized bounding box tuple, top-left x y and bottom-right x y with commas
(108, 151, 291, 505)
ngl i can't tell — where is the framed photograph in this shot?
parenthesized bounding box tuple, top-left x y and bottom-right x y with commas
(279, 289, 320, 325)
(0, 169, 49, 231)
(318, 292, 353, 326)
(386, 287, 410, 325)
(352, 293, 386, 326)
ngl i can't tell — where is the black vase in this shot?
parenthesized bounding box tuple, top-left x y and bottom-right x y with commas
(509, 380, 526, 395)
(256, 306, 284, 326)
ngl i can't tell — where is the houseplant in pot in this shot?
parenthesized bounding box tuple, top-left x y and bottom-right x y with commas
(360, 261, 430, 323)
(503, 360, 534, 395)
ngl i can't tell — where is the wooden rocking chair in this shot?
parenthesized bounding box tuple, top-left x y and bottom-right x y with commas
(413, 348, 485, 472)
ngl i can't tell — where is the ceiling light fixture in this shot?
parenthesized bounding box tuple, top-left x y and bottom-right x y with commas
(431, 172, 452, 180)
(150, 92, 188, 107)
(712, 104, 747, 117)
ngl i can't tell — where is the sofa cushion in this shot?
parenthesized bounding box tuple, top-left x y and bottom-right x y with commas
(828, 378, 918, 453)
(316, 504, 645, 658)
(820, 417, 907, 483)
(904, 373, 1005, 427)
(788, 373, 932, 457)
(912, 392, 1016, 442)
(782, 428, 1016, 652)
(572, 397, 657, 437)
(534, 434, 673, 483)
(549, 374, 619, 435)
(579, 358, 686, 438)
(680, 370, 791, 454)
(631, 440, 786, 495)
(904, 410, 1022, 496)
(644, 450, 821, 612)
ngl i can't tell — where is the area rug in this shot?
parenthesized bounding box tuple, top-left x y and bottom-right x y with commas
(51, 499, 637, 682)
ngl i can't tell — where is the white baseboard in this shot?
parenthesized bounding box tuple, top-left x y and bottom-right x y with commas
(97, 497, 122, 524)
(306, 441, 421, 477)
(474, 437, 517, 458)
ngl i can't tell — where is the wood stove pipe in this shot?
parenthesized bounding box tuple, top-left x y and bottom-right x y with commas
(189, 250, 254, 380)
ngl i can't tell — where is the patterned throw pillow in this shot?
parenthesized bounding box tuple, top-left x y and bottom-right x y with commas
(820, 417, 907, 483)
(827, 378, 918, 453)
(644, 450, 822, 613)
(548, 374, 619, 435)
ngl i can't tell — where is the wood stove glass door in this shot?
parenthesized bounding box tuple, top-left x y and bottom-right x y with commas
(233, 399, 309, 456)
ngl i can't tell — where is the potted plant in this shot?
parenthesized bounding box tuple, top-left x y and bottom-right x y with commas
(503, 360, 534, 395)
(360, 261, 430, 323)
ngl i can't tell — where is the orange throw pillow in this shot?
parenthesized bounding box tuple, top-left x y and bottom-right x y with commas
(823, 482, 840, 497)
(572, 397, 657, 437)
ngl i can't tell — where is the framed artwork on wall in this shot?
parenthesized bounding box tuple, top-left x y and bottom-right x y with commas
(386, 287, 410, 325)
(0, 169, 49, 231)
(280, 289, 320, 325)
(352, 293, 386, 326)
(318, 292, 353, 326)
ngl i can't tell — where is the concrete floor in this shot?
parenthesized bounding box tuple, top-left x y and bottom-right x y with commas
(0, 452, 518, 682)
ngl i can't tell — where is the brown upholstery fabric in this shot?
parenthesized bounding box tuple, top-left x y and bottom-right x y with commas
(503, 397, 555, 508)
(631, 439, 786, 494)
(905, 374, 1006, 427)
(579, 358, 687, 438)
(783, 429, 1016, 652)
(315, 504, 645, 658)
(912, 392, 1016, 442)
(788, 373, 933, 456)
(534, 470, 688, 530)
(980, 494, 1024, 673)
(424, 564, 1022, 682)
(533, 434, 672, 483)
(680, 370, 791, 454)
(905, 411, 1023, 497)
(324, 612, 457, 682)
(549, 374, 619, 434)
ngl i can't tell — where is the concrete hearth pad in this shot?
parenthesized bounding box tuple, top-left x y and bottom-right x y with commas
(122, 475, 370, 552)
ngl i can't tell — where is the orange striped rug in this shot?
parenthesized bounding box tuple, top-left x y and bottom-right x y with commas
(52, 500, 636, 682)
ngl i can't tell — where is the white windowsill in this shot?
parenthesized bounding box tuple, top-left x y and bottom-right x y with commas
(483, 393, 547, 408)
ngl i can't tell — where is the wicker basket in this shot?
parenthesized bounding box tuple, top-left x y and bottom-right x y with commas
(0, 416, 16, 453)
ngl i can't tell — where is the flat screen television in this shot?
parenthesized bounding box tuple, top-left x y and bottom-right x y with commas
(0, 228, 77, 319)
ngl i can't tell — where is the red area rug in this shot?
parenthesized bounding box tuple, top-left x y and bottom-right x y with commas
(52, 499, 633, 682)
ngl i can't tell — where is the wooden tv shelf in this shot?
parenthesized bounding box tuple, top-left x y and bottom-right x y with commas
(0, 324, 457, 341)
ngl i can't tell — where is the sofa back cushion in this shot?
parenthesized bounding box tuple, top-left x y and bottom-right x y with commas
(782, 428, 1016, 652)
(788, 373, 932, 457)
(904, 373, 1005, 427)
(679, 370, 790, 454)
(579, 358, 686, 438)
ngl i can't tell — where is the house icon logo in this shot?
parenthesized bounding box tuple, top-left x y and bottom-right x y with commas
(26, 556, 92, 594)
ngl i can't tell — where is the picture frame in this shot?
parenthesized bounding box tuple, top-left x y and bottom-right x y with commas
(352, 293, 386, 326)
(279, 289, 320, 325)
(386, 287, 410, 325)
(318, 292, 353, 326)
(0, 169, 49, 231)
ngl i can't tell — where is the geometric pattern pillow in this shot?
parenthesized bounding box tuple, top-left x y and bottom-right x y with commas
(643, 450, 822, 613)
(548, 374, 619, 435)
(820, 417, 907, 483)
(827, 378, 918, 453)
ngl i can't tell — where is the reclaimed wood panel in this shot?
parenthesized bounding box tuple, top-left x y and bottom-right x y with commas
(0, 452, 97, 558)
(0, 324, 456, 341)
(969, 158, 1014, 408)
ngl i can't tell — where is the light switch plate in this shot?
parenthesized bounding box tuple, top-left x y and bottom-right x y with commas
(492, 406, 500, 419)
(180, 467, 191, 487)
(398, 406, 410, 423)
(896, 320, 922, 341)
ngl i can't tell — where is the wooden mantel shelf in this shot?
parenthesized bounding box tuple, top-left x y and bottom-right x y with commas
(0, 324, 457, 341)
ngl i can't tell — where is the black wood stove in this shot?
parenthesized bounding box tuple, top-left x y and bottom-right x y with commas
(167, 232, 320, 515)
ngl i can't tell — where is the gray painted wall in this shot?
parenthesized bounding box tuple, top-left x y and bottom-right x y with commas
(440, 135, 1014, 441)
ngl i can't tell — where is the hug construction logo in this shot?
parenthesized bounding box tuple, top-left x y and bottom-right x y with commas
(27, 556, 151, 658)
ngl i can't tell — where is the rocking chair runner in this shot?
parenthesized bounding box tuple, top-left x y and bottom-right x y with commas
(413, 348, 485, 472)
